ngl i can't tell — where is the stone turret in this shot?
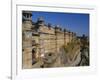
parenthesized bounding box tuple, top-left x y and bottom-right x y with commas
(55, 25, 61, 32)
(22, 11, 32, 30)
(37, 17, 44, 26)
(22, 11, 33, 69)
(22, 11, 32, 21)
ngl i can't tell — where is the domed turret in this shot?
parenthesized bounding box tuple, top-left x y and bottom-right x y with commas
(37, 17, 44, 26)
(22, 11, 32, 21)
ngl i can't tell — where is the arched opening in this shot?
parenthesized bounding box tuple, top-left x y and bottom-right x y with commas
(32, 48, 37, 65)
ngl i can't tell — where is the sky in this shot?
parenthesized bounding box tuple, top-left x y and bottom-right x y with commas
(32, 11, 89, 36)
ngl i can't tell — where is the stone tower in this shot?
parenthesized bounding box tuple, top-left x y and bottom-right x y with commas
(22, 11, 33, 69)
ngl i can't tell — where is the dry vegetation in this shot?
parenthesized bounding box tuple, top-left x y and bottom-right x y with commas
(62, 38, 81, 61)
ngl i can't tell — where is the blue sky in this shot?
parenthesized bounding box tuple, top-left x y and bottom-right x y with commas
(32, 11, 89, 36)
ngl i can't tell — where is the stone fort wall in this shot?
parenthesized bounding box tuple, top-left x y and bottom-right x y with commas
(22, 11, 76, 68)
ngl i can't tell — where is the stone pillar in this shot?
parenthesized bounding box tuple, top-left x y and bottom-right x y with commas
(68, 31, 71, 42)
(64, 29, 66, 44)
